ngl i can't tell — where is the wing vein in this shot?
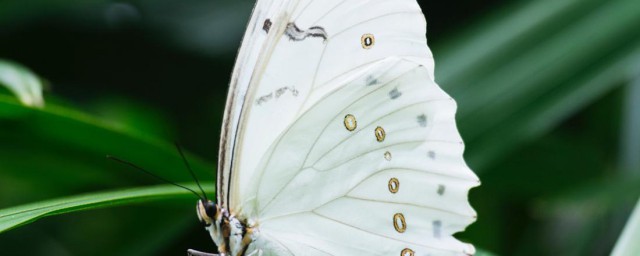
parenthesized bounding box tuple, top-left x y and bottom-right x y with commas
(263, 232, 296, 256)
(300, 64, 412, 167)
(309, 211, 463, 253)
(309, 140, 423, 172)
(308, 99, 450, 168)
(312, 55, 430, 92)
(309, 1, 349, 26)
(328, 11, 423, 40)
(343, 195, 473, 217)
(258, 66, 415, 212)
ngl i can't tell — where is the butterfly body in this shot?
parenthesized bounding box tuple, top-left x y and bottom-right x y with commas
(196, 0, 480, 255)
(197, 200, 258, 256)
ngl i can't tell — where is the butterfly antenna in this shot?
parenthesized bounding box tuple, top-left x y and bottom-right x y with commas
(106, 155, 205, 201)
(174, 142, 208, 202)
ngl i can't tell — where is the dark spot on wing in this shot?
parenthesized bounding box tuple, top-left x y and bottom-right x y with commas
(433, 220, 442, 238)
(389, 88, 401, 99)
(417, 114, 427, 127)
(437, 184, 445, 195)
(366, 75, 378, 86)
(263, 19, 272, 33)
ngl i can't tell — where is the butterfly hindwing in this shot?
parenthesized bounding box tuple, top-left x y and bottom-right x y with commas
(242, 59, 477, 255)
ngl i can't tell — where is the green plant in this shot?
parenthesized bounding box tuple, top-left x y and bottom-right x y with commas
(1, 0, 639, 255)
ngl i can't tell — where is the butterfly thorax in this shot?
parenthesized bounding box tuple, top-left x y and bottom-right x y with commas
(201, 202, 258, 256)
(226, 214, 258, 256)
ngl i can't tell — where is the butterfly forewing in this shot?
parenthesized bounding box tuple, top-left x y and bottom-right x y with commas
(218, 0, 295, 207)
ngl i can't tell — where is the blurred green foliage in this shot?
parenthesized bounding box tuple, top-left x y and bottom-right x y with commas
(0, 0, 639, 255)
(612, 198, 640, 256)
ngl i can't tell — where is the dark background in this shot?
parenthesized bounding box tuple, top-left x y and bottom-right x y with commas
(1, 0, 639, 255)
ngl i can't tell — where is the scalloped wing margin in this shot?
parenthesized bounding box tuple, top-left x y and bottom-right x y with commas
(245, 58, 479, 256)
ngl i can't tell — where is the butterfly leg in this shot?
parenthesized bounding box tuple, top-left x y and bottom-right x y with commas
(187, 249, 220, 256)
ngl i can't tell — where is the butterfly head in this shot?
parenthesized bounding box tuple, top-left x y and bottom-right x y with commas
(196, 200, 217, 226)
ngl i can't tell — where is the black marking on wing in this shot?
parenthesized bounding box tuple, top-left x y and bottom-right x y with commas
(428, 150, 436, 159)
(389, 88, 402, 99)
(433, 220, 442, 238)
(285, 22, 328, 42)
(263, 19, 272, 33)
(365, 75, 378, 86)
(417, 114, 427, 127)
(275, 86, 299, 98)
(255, 87, 299, 105)
(256, 93, 273, 105)
(437, 184, 445, 195)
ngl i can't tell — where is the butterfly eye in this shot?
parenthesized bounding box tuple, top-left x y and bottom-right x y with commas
(361, 33, 375, 49)
(197, 200, 216, 225)
(205, 202, 217, 218)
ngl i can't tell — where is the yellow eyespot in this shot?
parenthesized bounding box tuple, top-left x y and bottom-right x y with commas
(384, 151, 392, 161)
(375, 126, 386, 142)
(361, 33, 375, 49)
(388, 178, 399, 193)
(393, 213, 407, 233)
(401, 248, 414, 256)
(344, 114, 357, 131)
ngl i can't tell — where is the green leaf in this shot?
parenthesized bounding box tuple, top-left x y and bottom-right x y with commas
(466, 46, 640, 170)
(0, 59, 44, 108)
(475, 249, 498, 256)
(0, 0, 107, 25)
(538, 174, 640, 216)
(527, 174, 640, 255)
(0, 94, 213, 199)
(0, 183, 213, 234)
(612, 198, 640, 256)
(90, 97, 176, 139)
(434, 0, 640, 171)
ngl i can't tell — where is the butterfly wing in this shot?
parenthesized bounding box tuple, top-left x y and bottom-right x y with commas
(245, 58, 478, 255)
(222, 0, 436, 212)
(218, 0, 298, 207)
(219, 0, 478, 255)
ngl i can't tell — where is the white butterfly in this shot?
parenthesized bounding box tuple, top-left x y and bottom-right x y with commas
(191, 0, 479, 255)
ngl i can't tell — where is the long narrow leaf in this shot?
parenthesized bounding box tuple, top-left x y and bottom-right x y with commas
(0, 183, 213, 234)
(467, 46, 640, 169)
(0, 95, 213, 184)
(612, 198, 640, 256)
(434, 0, 640, 171)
